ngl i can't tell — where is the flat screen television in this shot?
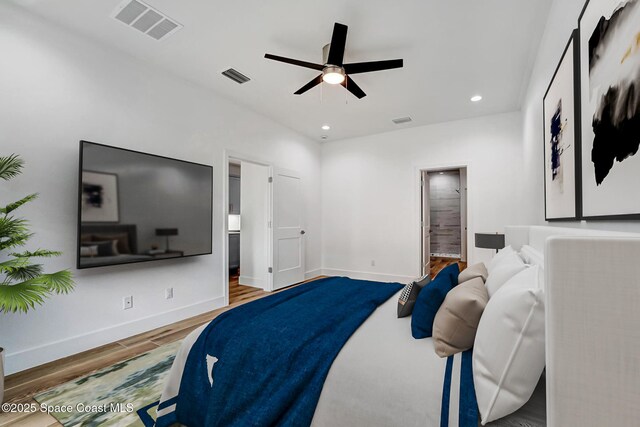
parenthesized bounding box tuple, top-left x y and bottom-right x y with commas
(77, 141, 213, 269)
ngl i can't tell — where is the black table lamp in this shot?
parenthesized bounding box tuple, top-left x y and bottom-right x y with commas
(475, 233, 505, 254)
(156, 228, 178, 251)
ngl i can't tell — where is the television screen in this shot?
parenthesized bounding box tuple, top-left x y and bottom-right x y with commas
(77, 141, 213, 269)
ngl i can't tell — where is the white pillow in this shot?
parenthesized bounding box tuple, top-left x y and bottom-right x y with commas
(473, 266, 545, 425)
(484, 252, 526, 297)
(487, 245, 515, 273)
(519, 245, 543, 268)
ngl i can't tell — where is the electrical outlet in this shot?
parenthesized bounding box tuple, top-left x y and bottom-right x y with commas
(165, 288, 174, 299)
(123, 296, 133, 310)
(371, 260, 376, 267)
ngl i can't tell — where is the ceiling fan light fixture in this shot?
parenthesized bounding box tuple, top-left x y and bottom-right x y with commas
(322, 66, 346, 85)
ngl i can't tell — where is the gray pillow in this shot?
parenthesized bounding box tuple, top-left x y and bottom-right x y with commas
(459, 262, 488, 284)
(432, 277, 488, 357)
(397, 274, 431, 318)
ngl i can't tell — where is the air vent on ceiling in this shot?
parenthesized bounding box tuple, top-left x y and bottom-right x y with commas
(392, 116, 413, 125)
(112, 0, 182, 41)
(222, 68, 251, 84)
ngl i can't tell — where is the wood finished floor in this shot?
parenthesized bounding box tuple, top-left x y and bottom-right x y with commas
(229, 269, 266, 305)
(0, 273, 319, 427)
(430, 256, 467, 278)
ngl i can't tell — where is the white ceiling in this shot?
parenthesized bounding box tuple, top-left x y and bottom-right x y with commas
(12, 0, 553, 142)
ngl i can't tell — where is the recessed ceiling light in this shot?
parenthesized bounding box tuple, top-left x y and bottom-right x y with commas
(439, 172, 444, 175)
(321, 125, 331, 131)
(471, 95, 483, 102)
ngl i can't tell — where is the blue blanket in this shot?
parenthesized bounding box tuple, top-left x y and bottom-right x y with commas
(440, 349, 478, 427)
(157, 277, 402, 427)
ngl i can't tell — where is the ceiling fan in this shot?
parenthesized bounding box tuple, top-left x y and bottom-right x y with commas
(264, 23, 403, 99)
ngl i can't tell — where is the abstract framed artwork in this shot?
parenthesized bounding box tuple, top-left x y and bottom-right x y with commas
(543, 29, 582, 221)
(81, 171, 120, 223)
(579, 0, 640, 219)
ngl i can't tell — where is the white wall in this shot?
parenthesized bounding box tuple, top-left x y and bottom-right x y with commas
(321, 112, 525, 283)
(239, 161, 270, 289)
(521, 0, 640, 232)
(0, 3, 321, 374)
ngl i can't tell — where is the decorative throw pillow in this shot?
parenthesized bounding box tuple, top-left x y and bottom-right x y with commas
(487, 245, 515, 273)
(80, 233, 94, 243)
(411, 263, 459, 339)
(93, 233, 132, 254)
(432, 277, 488, 357)
(458, 262, 488, 284)
(397, 274, 431, 318)
(473, 266, 545, 424)
(86, 240, 119, 257)
(484, 252, 526, 297)
(80, 245, 98, 257)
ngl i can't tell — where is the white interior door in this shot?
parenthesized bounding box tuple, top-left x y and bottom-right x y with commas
(272, 168, 305, 290)
(239, 162, 270, 290)
(421, 171, 431, 276)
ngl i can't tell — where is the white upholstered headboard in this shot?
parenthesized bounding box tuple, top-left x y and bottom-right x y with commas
(503, 225, 640, 426)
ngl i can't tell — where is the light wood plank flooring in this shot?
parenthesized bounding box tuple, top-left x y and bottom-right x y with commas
(430, 256, 467, 278)
(0, 275, 321, 426)
(229, 269, 266, 305)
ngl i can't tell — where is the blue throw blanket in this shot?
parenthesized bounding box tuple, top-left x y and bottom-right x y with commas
(440, 349, 478, 427)
(157, 277, 402, 427)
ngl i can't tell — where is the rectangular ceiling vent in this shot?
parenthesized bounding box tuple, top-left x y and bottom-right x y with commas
(112, 0, 182, 41)
(222, 68, 251, 84)
(392, 116, 413, 125)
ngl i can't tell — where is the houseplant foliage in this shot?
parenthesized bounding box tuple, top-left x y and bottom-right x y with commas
(0, 154, 75, 313)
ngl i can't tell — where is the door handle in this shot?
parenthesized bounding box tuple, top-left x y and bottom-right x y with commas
(300, 230, 306, 235)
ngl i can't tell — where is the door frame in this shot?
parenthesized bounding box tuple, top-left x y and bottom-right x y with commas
(414, 162, 471, 277)
(223, 150, 274, 307)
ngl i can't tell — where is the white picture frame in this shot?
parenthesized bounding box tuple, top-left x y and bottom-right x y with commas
(81, 171, 120, 223)
(579, 0, 640, 219)
(543, 29, 582, 221)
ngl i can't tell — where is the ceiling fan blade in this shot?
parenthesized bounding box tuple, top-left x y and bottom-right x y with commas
(327, 23, 348, 66)
(264, 54, 324, 71)
(294, 75, 324, 95)
(341, 76, 366, 99)
(343, 59, 403, 74)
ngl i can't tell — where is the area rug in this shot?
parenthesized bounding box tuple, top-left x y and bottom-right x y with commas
(34, 340, 182, 426)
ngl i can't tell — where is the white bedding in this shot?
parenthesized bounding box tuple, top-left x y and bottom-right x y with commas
(158, 290, 467, 426)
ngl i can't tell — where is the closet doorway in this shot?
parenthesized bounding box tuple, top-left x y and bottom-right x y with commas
(228, 159, 271, 305)
(421, 167, 468, 278)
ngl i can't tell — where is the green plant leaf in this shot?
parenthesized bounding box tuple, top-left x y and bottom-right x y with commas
(1, 193, 38, 214)
(5, 264, 44, 282)
(27, 270, 75, 294)
(0, 233, 32, 251)
(0, 152, 75, 313)
(0, 281, 47, 313)
(11, 249, 63, 258)
(0, 215, 29, 239)
(0, 154, 24, 181)
(0, 257, 30, 273)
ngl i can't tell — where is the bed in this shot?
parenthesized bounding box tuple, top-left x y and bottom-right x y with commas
(155, 225, 640, 426)
(78, 224, 152, 267)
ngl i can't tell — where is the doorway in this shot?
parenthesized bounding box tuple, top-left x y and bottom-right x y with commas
(225, 154, 307, 306)
(421, 167, 468, 278)
(228, 159, 270, 305)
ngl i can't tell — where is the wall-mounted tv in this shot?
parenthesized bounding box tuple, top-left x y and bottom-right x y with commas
(77, 141, 213, 269)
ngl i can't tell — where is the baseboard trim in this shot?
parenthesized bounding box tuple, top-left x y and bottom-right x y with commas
(304, 269, 322, 280)
(321, 268, 415, 284)
(5, 296, 225, 375)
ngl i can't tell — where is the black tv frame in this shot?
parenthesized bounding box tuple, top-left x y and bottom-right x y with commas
(77, 140, 213, 269)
